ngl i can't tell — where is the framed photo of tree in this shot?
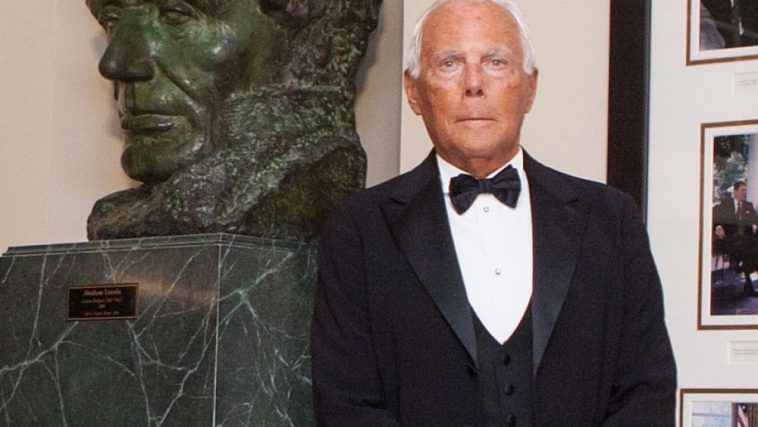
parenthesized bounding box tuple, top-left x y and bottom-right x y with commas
(688, 0, 758, 65)
(680, 389, 758, 427)
(699, 119, 758, 329)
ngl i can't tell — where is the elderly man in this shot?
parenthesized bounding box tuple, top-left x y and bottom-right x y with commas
(311, 0, 677, 425)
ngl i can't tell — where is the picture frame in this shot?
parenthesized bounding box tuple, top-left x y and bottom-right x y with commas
(687, 0, 758, 65)
(608, 0, 651, 218)
(680, 388, 758, 427)
(698, 119, 758, 329)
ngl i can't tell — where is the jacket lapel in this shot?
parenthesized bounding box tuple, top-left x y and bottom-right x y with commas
(381, 153, 478, 365)
(525, 154, 586, 377)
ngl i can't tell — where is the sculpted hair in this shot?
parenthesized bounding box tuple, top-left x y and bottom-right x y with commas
(259, 0, 312, 27)
(406, 0, 536, 79)
(86, 0, 312, 27)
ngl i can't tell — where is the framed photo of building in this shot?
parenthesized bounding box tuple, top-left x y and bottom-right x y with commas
(680, 389, 758, 427)
(699, 120, 758, 329)
(688, 0, 758, 65)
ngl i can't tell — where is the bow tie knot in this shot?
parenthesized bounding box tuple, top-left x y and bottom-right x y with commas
(449, 165, 521, 214)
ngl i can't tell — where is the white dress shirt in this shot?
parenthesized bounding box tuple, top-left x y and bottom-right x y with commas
(437, 149, 533, 343)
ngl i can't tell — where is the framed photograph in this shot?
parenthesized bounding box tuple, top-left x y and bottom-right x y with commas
(680, 388, 758, 427)
(688, 0, 758, 65)
(699, 119, 758, 329)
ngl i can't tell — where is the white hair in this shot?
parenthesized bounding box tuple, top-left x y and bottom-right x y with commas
(406, 0, 536, 79)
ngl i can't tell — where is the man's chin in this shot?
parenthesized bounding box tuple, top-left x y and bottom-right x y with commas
(121, 136, 204, 184)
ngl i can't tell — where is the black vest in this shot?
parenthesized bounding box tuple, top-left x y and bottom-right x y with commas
(473, 305, 533, 427)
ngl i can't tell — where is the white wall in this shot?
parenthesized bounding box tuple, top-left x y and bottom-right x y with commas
(356, 2, 404, 188)
(401, 1, 610, 181)
(0, 1, 403, 253)
(648, 0, 758, 396)
(0, 2, 59, 252)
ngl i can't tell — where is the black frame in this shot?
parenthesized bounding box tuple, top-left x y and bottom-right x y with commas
(607, 0, 651, 221)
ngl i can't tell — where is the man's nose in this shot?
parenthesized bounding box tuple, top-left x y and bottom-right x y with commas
(464, 65, 484, 97)
(98, 14, 155, 82)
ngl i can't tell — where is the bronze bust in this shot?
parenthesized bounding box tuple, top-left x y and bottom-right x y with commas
(86, 0, 382, 240)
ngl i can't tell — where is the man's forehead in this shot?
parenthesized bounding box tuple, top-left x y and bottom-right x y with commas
(425, 0, 516, 26)
(422, 2, 520, 45)
(421, 20, 522, 58)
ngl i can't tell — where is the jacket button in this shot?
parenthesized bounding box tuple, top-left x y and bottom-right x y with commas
(502, 354, 511, 366)
(506, 414, 517, 426)
(504, 384, 514, 396)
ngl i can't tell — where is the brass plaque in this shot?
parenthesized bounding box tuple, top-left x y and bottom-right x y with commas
(67, 284, 139, 321)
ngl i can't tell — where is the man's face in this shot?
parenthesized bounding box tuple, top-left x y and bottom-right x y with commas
(88, 0, 274, 183)
(404, 0, 538, 176)
(735, 184, 748, 202)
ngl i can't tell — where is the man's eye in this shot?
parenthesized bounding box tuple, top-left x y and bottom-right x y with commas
(159, 2, 197, 25)
(442, 60, 456, 68)
(491, 59, 505, 66)
(98, 6, 122, 32)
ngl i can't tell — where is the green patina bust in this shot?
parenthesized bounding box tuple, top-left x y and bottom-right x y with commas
(85, 0, 382, 240)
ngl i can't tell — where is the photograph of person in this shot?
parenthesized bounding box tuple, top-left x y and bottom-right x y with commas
(700, 0, 758, 50)
(709, 131, 758, 317)
(691, 0, 758, 63)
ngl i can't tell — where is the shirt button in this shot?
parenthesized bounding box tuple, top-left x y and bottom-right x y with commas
(504, 384, 515, 396)
(483, 206, 490, 213)
(506, 414, 517, 426)
(502, 354, 511, 366)
(495, 268, 502, 275)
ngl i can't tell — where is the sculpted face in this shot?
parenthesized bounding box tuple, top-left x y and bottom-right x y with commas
(88, 0, 280, 183)
(404, 0, 538, 177)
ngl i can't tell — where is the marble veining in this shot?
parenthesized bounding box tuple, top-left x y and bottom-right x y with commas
(0, 234, 316, 426)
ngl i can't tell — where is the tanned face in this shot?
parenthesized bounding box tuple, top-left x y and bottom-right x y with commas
(404, 0, 538, 177)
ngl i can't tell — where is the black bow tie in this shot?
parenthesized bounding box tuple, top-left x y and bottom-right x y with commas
(448, 165, 521, 214)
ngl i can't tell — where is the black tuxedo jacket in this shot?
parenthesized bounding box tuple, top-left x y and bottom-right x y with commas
(311, 152, 676, 426)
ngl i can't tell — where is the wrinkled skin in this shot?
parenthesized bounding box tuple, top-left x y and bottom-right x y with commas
(404, 1, 537, 178)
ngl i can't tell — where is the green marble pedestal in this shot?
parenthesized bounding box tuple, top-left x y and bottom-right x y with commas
(0, 234, 315, 426)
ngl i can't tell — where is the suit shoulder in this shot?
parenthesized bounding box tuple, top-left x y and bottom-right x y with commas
(324, 166, 425, 231)
(530, 160, 637, 211)
(333, 172, 406, 211)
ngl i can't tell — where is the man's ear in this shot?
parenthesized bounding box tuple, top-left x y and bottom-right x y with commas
(403, 70, 423, 116)
(524, 68, 539, 113)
